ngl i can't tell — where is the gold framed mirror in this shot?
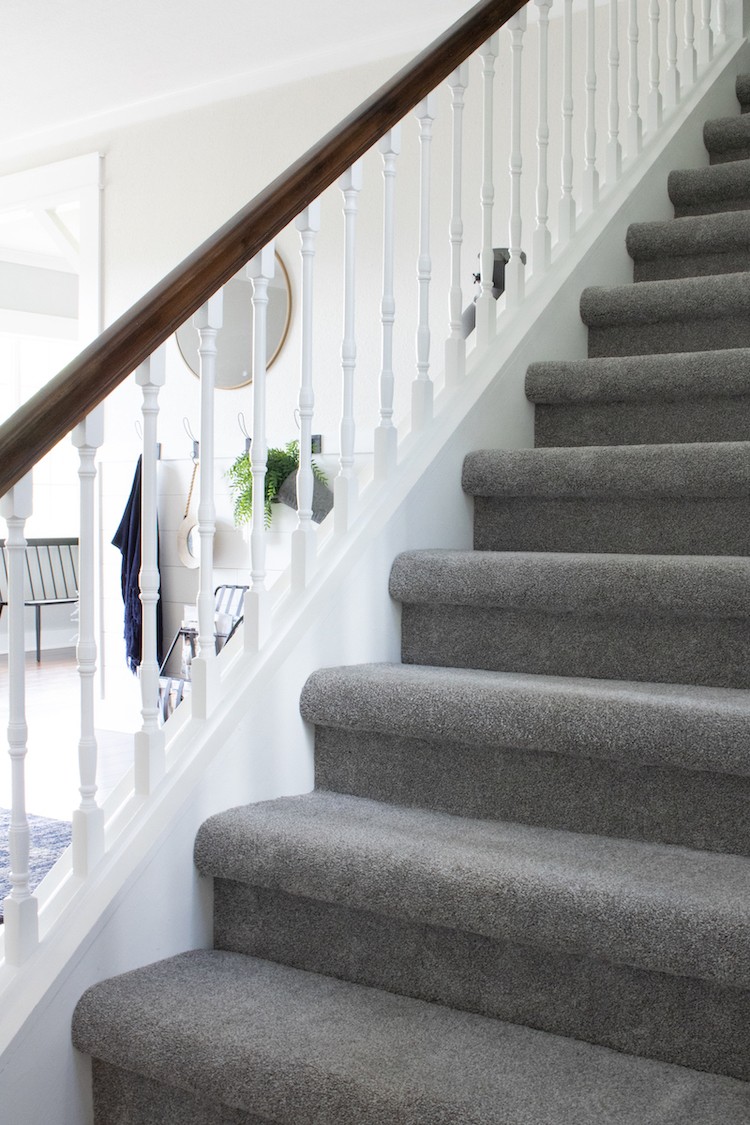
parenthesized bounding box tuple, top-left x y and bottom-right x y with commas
(175, 251, 291, 389)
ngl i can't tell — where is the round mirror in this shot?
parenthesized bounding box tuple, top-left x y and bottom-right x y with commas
(175, 251, 291, 389)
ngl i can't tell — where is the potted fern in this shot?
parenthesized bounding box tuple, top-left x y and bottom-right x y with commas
(227, 440, 331, 528)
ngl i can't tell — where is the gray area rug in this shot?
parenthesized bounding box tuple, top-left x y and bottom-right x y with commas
(0, 807, 71, 923)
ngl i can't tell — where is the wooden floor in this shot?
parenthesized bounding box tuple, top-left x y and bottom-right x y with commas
(0, 649, 133, 821)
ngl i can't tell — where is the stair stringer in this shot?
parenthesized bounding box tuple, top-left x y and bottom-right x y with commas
(1, 39, 749, 1125)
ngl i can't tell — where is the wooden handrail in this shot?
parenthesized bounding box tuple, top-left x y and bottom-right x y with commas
(0, 0, 524, 499)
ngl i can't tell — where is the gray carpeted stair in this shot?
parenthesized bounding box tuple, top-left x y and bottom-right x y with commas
(302, 663, 750, 853)
(626, 210, 750, 279)
(581, 270, 750, 355)
(526, 349, 750, 446)
(704, 112, 750, 162)
(669, 157, 750, 215)
(71, 952, 750, 1125)
(463, 441, 750, 554)
(73, 71, 750, 1125)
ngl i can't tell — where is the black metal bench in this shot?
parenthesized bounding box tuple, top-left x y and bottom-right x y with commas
(0, 538, 79, 662)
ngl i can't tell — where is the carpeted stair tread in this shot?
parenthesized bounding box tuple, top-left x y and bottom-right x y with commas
(462, 441, 750, 498)
(626, 209, 750, 279)
(526, 350, 750, 446)
(526, 349, 750, 405)
(389, 549, 750, 618)
(668, 158, 750, 215)
(71, 950, 750, 1125)
(462, 442, 750, 554)
(581, 271, 750, 356)
(300, 662, 750, 779)
(704, 113, 750, 162)
(194, 791, 750, 986)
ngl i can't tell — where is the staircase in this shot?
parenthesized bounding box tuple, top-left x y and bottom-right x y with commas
(71, 80, 750, 1124)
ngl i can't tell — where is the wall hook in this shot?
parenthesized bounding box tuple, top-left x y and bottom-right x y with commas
(237, 412, 252, 454)
(183, 417, 199, 462)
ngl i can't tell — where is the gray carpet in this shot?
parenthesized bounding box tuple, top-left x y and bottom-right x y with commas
(72, 73, 750, 1123)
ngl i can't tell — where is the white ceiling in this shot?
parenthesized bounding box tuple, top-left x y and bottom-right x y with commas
(1, 0, 471, 159)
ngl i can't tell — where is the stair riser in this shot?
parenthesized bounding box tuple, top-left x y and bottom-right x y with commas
(92, 1061, 264, 1125)
(711, 146, 750, 164)
(401, 605, 750, 688)
(633, 249, 750, 281)
(534, 400, 750, 446)
(214, 881, 750, 1081)
(314, 728, 750, 856)
(588, 317, 750, 357)
(471, 497, 750, 556)
(673, 197, 750, 217)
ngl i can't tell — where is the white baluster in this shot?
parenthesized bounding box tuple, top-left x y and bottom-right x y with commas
(1, 474, 38, 966)
(191, 292, 223, 718)
(445, 64, 469, 384)
(559, 0, 577, 242)
(683, 0, 698, 85)
(292, 203, 321, 591)
(583, 0, 600, 212)
(245, 244, 275, 651)
(665, 0, 681, 107)
(334, 162, 362, 535)
(71, 407, 105, 876)
(476, 33, 500, 345)
(506, 9, 527, 306)
(698, 0, 713, 66)
(628, 0, 643, 155)
(375, 126, 401, 478)
(533, 0, 553, 275)
(607, 0, 623, 184)
(648, 0, 663, 133)
(134, 347, 166, 794)
(716, 0, 727, 41)
(413, 93, 437, 430)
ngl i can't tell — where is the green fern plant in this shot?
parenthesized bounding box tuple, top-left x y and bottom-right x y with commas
(227, 440, 327, 528)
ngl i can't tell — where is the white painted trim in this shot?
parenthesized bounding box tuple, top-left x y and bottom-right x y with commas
(0, 153, 102, 211)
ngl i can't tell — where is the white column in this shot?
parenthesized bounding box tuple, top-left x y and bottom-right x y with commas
(627, 0, 643, 156)
(244, 244, 275, 651)
(71, 407, 105, 876)
(445, 63, 469, 384)
(191, 292, 223, 718)
(698, 0, 713, 64)
(1, 475, 38, 966)
(334, 162, 363, 536)
(533, 0, 553, 276)
(476, 33, 500, 345)
(413, 93, 437, 430)
(506, 9, 527, 306)
(559, 0, 577, 242)
(665, 0, 681, 107)
(607, 0, 623, 184)
(648, 0, 663, 133)
(683, 0, 698, 85)
(375, 126, 401, 478)
(583, 0, 599, 212)
(134, 347, 166, 795)
(292, 202, 321, 591)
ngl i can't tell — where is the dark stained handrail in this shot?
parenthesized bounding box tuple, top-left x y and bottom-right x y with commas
(0, 0, 525, 499)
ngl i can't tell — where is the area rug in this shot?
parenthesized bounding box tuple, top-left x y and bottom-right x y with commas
(0, 808, 72, 923)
